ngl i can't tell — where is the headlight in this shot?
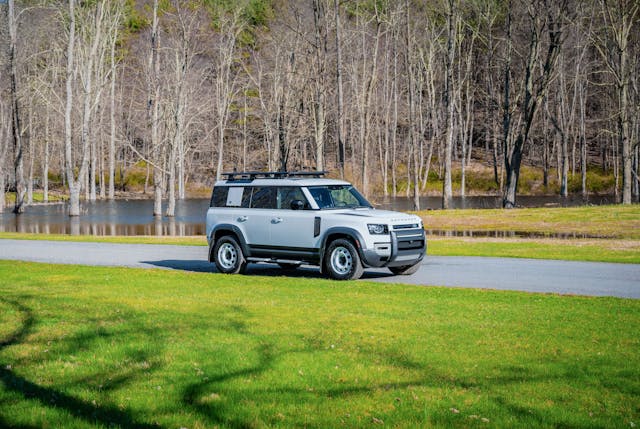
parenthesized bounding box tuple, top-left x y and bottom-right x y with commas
(367, 224, 389, 235)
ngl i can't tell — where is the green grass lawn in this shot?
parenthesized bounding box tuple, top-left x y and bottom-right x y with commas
(428, 237, 640, 264)
(0, 261, 638, 428)
(416, 204, 640, 239)
(4, 191, 67, 204)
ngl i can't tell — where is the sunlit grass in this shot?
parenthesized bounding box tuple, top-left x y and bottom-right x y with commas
(428, 237, 640, 264)
(0, 261, 638, 428)
(4, 191, 67, 204)
(416, 205, 640, 239)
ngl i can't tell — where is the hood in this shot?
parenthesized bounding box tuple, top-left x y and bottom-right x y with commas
(333, 208, 421, 224)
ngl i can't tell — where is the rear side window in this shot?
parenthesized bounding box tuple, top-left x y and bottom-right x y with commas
(250, 187, 276, 209)
(210, 187, 228, 207)
(210, 186, 250, 207)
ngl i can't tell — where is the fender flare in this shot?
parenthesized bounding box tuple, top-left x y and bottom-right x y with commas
(209, 224, 250, 262)
(319, 227, 367, 270)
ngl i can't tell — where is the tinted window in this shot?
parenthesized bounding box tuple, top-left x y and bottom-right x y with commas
(240, 188, 251, 208)
(250, 187, 276, 209)
(308, 185, 371, 209)
(210, 186, 228, 207)
(277, 187, 309, 209)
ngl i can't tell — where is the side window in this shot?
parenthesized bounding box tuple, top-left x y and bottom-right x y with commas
(210, 186, 229, 207)
(250, 187, 276, 209)
(241, 187, 252, 208)
(308, 187, 333, 209)
(226, 187, 245, 207)
(277, 187, 309, 209)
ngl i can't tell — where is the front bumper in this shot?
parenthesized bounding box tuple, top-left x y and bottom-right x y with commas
(361, 228, 426, 268)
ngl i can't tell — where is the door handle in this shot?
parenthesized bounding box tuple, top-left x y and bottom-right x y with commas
(271, 217, 283, 224)
(237, 216, 248, 222)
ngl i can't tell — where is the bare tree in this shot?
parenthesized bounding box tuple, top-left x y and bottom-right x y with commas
(442, 0, 458, 209)
(8, 0, 26, 213)
(502, 0, 569, 208)
(63, 0, 83, 216)
(213, 7, 245, 180)
(595, 0, 639, 204)
(334, 0, 345, 177)
(148, 0, 163, 216)
(0, 100, 9, 213)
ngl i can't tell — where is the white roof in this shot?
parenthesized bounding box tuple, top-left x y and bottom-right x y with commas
(215, 178, 351, 187)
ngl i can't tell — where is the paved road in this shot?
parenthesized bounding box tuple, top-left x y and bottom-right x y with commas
(1, 239, 638, 298)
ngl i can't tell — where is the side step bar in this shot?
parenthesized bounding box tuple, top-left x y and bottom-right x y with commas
(246, 257, 304, 265)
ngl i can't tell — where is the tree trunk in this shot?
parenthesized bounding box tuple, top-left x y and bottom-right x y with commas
(8, 0, 25, 214)
(503, 0, 565, 208)
(0, 170, 5, 213)
(64, 0, 81, 217)
(150, 0, 162, 216)
(334, 0, 345, 177)
(442, 0, 456, 209)
(312, 0, 326, 172)
(108, 27, 117, 200)
(43, 111, 49, 203)
(579, 82, 588, 198)
(26, 102, 33, 205)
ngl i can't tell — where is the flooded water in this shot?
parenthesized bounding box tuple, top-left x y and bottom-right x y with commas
(0, 194, 618, 236)
(0, 199, 209, 236)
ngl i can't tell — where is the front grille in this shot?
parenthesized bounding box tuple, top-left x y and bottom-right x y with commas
(393, 223, 419, 230)
(398, 239, 424, 250)
(394, 227, 426, 252)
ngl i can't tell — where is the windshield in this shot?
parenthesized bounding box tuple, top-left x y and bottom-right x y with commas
(307, 185, 372, 209)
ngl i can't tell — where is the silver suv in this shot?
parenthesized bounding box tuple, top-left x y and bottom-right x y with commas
(206, 171, 426, 280)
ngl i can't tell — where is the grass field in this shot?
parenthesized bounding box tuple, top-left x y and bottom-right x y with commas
(416, 204, 640, 239)
(0, 261, 638, 428)
(4, 191, 67, 204)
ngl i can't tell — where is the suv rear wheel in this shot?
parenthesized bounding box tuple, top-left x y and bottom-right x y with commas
(325, 238, 364, 280)
(214, 235, 247, 274)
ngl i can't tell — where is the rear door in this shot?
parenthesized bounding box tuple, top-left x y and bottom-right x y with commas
(243, 187, 275, 250)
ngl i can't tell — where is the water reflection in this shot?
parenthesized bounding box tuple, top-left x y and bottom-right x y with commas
(0, 194, 618, 236)
(0, 199, 208, 236)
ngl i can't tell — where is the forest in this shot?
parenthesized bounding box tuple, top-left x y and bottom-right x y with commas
(1, 0, 639, 217)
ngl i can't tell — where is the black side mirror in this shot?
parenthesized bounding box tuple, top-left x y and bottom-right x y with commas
(290, 200, 305, 210)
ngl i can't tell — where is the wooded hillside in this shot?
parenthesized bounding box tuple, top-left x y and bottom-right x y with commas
(1, 0, 639, 216)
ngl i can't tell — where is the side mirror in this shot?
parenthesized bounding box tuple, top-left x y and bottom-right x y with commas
(290, 200, 305, 210)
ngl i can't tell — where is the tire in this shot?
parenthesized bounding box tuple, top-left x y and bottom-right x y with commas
(324, 238, 364, 280)
(278, 263, 300, 271)
(388, 261, 422, 276)
(213, 235, 247, 274)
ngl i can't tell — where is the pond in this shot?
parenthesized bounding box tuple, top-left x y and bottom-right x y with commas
(0, 194, 618, 236)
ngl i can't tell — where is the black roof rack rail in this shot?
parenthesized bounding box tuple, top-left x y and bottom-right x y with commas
(222, 171, 327, 181)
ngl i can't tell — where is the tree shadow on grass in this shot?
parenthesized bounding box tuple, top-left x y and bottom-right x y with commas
(0, 297, 162, 429)
(175, 310, 636, 428)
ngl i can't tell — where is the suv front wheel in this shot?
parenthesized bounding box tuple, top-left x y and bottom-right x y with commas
(325, 238, 364, 280)
(214, 235, 247, 274)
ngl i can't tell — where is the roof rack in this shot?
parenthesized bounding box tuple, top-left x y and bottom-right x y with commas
(222, 171, 327, 181)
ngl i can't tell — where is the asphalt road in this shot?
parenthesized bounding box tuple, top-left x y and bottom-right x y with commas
(1, 239, 638, 298)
